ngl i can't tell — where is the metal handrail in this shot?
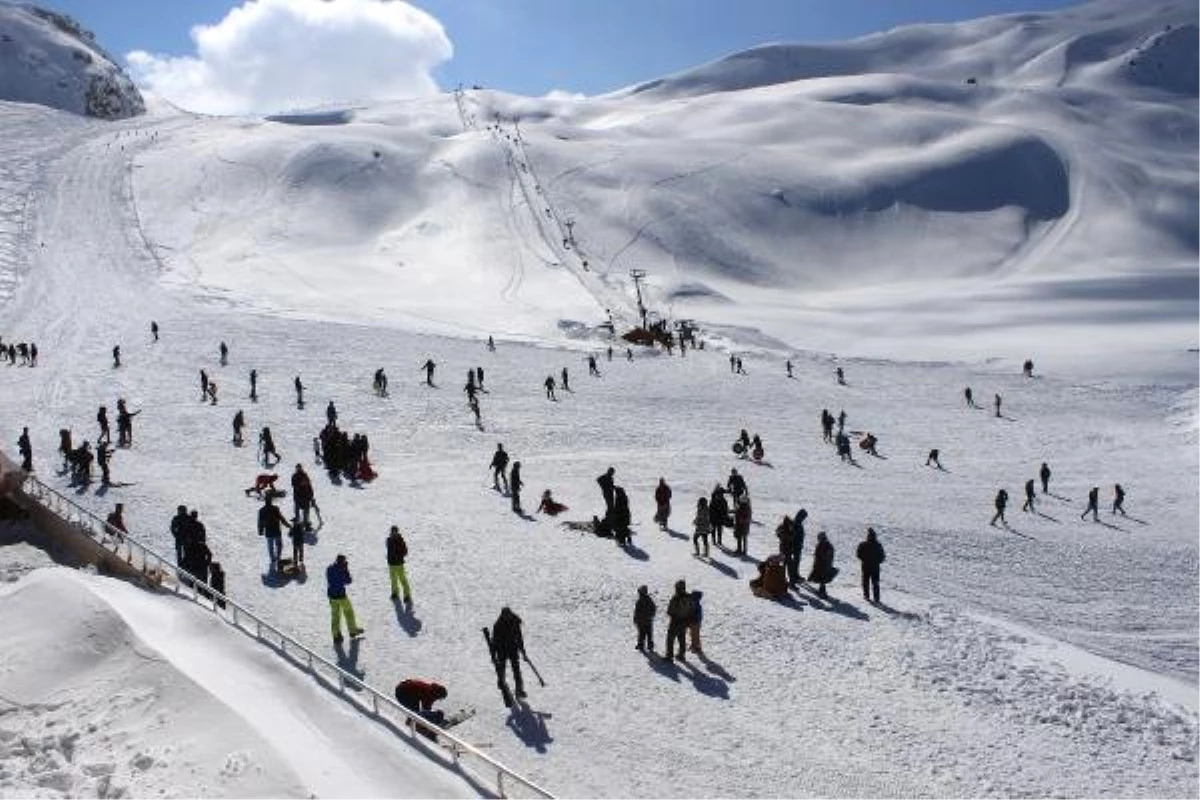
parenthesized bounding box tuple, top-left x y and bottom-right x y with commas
(17, 473, 553, 799)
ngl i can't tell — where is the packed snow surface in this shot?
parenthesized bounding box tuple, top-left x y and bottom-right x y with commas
(0, 0, 1197, 796)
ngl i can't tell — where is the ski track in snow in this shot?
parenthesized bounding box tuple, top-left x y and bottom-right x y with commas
(1, 29, 1198, 796)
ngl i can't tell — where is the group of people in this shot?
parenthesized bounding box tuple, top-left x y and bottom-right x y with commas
(315, 419, 376, 483)
(1, 339, 38, 366)
(169, 503, 226, 603)
(993, 466, 1128, 526)
(634, 579, 704, 661)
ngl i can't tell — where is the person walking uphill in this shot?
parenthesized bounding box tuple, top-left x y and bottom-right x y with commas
(991, 489, 1009, 527)
(634, 585, 656, 653)
(856, 528, 886, 604)
(326, 554, 364, 644)
(257, 494, 291, 573)
(654, 478, 672, 531)
(1081, 486, 1100, 521)
(386, 525, 412, 603)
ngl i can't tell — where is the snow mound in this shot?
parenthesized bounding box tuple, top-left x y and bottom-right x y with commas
(1121, 23, 1199, 95)
(0, 2, 143, 118)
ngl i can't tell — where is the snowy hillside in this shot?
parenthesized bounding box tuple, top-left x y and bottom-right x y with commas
(0, 0, 1197, 797)
(0, 2, 143, 119)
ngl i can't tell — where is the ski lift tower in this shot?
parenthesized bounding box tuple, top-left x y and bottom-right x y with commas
(629, 269, 649, 330)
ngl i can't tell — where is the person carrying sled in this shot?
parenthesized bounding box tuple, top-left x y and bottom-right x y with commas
(856, 528, 886, 604)
(634, 585, 656, 653)
(654, 478, 672, 530)
(809, 532, 838, 598)
(490, 607, 528, 698)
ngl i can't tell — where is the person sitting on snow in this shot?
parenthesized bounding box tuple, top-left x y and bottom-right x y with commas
(537, 489, 568, 516)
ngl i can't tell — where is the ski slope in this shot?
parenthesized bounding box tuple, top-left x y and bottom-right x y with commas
(0, 0, 1197, 796)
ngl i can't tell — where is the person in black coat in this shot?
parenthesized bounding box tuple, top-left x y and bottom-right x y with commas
(490, 444, 509, 492)
(708, 486, 729, 546)
(634, 585, 655, 652)
(611, 486, 631, 546)
(510, 461, 523, 513)
(597, 467, 616, 514)
(208, 562, 227, 608)
(17, 427, 32, 472)
(856, 528, 886, 604)
(808, 532, 837, 598)
(491, 607, 527, 697)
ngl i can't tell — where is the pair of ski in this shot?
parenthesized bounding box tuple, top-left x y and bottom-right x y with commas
(481, 628, 545, 707)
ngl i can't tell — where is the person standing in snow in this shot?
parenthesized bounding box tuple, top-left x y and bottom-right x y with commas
(809, 532, 838, 599)
(611, 486, 632, 546)
(232, 410, 245, 447)
(692, 497, 711, 557)
(786, 359, 793, 378)
(17, 427, 32, 472)
(259, 426, 280, 466)
(1081, 487, 1100, 521)
(1040, 462, 1052, 494)
(150, 321, 159, 341)
(257, 494, 291, 573)
(654, 478, 672, 530)
(386, 525, 412, 603)
(421, 359, 436, 387)
(664, 580, 693, 662)
(789, 509, 808, 586)
(1112, 484, 1127, 516)
(836, 366, 845, 385)
(96, 440, 114, 485)
(990, 489, 1009, 527)
(294, 376, 304, 408)
(115, 399, 139, 448)
(326, 554, 363, 643)
(510, 461, 524, 514)
(708, 486, 729, 547)
(856, 528, 886, 604)
(96, 406, 110, 445)
(291, 463, 315, 530)
(561, 367, 570, 393)
(964, 387, 975, 408)
(687, 590, 704, 655)
(634, 585, 656, 653)
(170, 504, 189, 566)
(104, 502, 127, 543)
(588, 354, 600, 377)
(112, 345, 121, 368)
(490, 444, 509, 492)
(994, 393, 1003, 418)
(544, 375, 556, 400)
(219, 341, 228, 366)
(249, 368, 258, 402)
(821, 409, 835, 443)
(1023, 359, 1034, 377)
(490, 607, 528, 698)
(926, 448, 942, 469)
(597, 467, 616, 515)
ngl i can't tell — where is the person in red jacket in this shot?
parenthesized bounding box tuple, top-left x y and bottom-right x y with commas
(394, 679, 447, 725)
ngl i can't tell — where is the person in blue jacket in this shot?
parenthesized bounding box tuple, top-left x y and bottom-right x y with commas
(326, 554, 364, 643)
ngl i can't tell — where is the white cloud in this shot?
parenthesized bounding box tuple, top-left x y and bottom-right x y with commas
(127, 0, 452, 115)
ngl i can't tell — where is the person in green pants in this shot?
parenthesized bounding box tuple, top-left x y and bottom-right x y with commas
(326, 554, 363, 643)
(386, 525, 412, 603)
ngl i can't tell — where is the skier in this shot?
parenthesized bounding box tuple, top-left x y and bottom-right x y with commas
(490, 444, 509, 492)
(490, 607, 528, 698)
(97, 406, 110, 445)
(17, 427, 32, 472)
(634, 585, 656, 653)
(837, 410, 847, 433)
(692, 497, 711, 557)
(28, 343, 36, 366)
(294, 376, 304, 408)
(386, 525, 412, 603)
(626, 348, 633, 362)
(1081, 487, 1100, 521)
(421, 358, 436, 387)
(776, 515, 795, 564)
(1112, 483, 1126, 516)
(259, 427, 280, 466)
(249, 369, 258, 402)
(510, 461, 523, 513)
(258, 494, 291, 572)
(112, 345, 120, 368)
(606, 345, 613, 362)
(856, 528, 886, 604)
(1040, 462, 1052, 494)
(219, 341, 228, 366)
(729, 354, 736, 373)
(326, 554, 364, 643)
(809, 532, 838, 598)
(991, 489, 1009, 527)
(1022, 478, 1036, 512)
(588, 355, 600, 377)
(544, 375, 557, 401)
(232, 410, 245, 446)
(664, 580, 693, 662)
(654, 478, 672, 530)
(597, 467, 616, 515)
(925, 448, 942, 469)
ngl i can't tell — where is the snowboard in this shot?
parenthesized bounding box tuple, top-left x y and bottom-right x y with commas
(416, 707, 477, 741)
(482, 628, 514, 708)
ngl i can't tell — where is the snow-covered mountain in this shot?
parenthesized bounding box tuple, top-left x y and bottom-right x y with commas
(0, 0, 1196, 797)
(0, 2, 143, 119)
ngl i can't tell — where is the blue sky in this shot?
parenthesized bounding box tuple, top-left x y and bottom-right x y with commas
(47, 0, 1082, 96)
